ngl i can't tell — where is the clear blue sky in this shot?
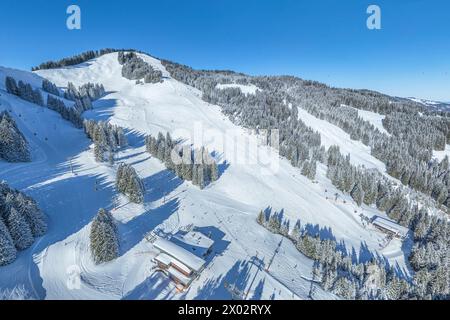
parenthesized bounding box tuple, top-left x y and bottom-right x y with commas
(1, 0, 449, 101)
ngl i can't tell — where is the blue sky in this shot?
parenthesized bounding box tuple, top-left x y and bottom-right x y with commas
(0, 0, 449, 101)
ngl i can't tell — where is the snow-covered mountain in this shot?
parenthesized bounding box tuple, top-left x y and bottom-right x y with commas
(0, 51, 448, 300)
(407, 97, 450, 112)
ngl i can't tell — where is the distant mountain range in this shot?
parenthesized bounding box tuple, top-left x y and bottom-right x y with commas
(407, 97, 450, 112)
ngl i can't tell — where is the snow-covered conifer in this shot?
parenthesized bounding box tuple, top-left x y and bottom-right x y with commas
(0, 218, 16, 266)
(6, 208, 34, 251)
(90, 208, 119, 264)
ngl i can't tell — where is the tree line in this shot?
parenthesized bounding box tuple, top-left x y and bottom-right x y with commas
(47, 95, 83, 128)
(161, 58, 450, 209)
(116, 163, 145, 204)
(118, 52, 163, 84)
(290, 88, 450, 210)
(161, 60, 323, 181)
(89, 208, 119, 264)
(145, 132, 219, 189)
(325, 145, 449, 299)
(6, 76, 44, 106)
(6, 76, 106, 129)
(257, 208, 448, 300)
(83, 120, 127, 164)
(0, 111, 30, 163)
(0, 181, 47, 266)
(31, 48, 125, 71)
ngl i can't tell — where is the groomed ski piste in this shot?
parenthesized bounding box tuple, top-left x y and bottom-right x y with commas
(0, 52, 413, 300)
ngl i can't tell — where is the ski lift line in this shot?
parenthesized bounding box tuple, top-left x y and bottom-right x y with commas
(266, 237, 283, 272)
(213, 213, 301, 299)
(187, 205, 300, 299)
(243, 253, 263, 300)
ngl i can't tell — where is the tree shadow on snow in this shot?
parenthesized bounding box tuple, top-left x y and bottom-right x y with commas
(84, 98, 116, 121)
(124, 129, 146, 148)
(115, 151, 148, 163)
(127, 155, 151, 167)
(122, 271, 176, 300)
(218, 160, 230, 179)
(14, 172, 116, 299)
(186, 259, 265, 300)
(210, 151, 230, 179)
(118, 198, 180, 255)
(190, 226, 230, 263)
(303, 223, 336, 242)
(142, 169, 184, 203)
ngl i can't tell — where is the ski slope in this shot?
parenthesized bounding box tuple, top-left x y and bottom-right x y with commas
(297, 108, 387, 172)
(356, 109, 389, 136)
(216, 83, 261, 95)
(433, 145, 450, 162)
(0, 53, 411, 300)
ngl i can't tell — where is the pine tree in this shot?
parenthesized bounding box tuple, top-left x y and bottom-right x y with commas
(332, 277, 356, 300)
(280, 221, 289, 236)
(436, 187, 448, 206)
(165, 132, 173, 149)
(429, 266, 449, 298)
(33, 89, 44, 106)
(146, 136, 157, 155)
(15, 193, 47, 237)
(413, 268, 431, 298)
(164, 147, 174, 171)
(128, 175, 145, 203)
(5, 76, 19, 95)
(117, 127, 127, 148)
(211, 162, 219, 182)
(267, 214, 281, 233)
(301, 161, 310, 178)
(157, 142, 166, 161)
(64, 82, 80, 101)
(116, 164, 145, 203)
(0, 112, 31, 162)
(182, 163, 193, 181)
(42, 79, 60, 96)
(197, 165, 205, 189)
(296, 235, 318, 259)
(0, 218, 17, 266)
(351, 183, 364, 207)
(192, 164, 199, 185)
(144, 132, 218, 188)
(290, 220, 302, 242)
(257, 210, 265, 225)
(116, 163, 125, 192)
(302, 161, 316, 180)
(6, 207, 34, 250)
(321, 265, 337, 291)
(384, 275, 409, 300)
(90, 208, 119, 264)
(94, 142, 107, 162)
